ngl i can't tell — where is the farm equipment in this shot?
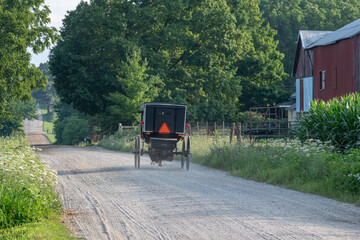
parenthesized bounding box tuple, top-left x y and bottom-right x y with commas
(133, 103, 191, 170)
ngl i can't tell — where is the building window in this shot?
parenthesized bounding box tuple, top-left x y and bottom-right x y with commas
(320, 70, 326, 90)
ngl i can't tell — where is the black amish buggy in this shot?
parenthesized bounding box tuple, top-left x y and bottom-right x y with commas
(133, 103, 191, 170)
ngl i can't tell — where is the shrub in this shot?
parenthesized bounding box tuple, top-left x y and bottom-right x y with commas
(0, 135, 61, 228)
(295, 92, 360, 151)
(55, 116, 91, 145)
(98, 129, 139, 152)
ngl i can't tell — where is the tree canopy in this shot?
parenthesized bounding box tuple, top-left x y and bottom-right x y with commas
(0, 0, 57, 121)
(260, 0, 360, 75)
(50, 0, 285, 132)
(0, 99, 38, 136)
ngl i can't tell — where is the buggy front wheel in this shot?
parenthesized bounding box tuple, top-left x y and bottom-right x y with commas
(181, 140, 185, 169)
(134, 137, 140, 169)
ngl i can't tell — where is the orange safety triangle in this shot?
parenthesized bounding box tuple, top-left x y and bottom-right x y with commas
(158, 122, 171, 134)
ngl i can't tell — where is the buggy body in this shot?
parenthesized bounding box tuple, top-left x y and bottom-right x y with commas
(133, 103, 191, 170)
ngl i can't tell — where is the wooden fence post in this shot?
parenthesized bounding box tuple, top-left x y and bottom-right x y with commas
(206, 121, 209, 137)
(230, 123, 235, 144)
(189, 124, 192, 136)
(222, 121, 225, 137)
(214, 121, 217, 132)
(197, 121, 200, 136)
(236, 123, 241, 144)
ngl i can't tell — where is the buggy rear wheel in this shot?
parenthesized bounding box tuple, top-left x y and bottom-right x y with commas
(134, 137, 140, 169)
(186, 136, 191, 171)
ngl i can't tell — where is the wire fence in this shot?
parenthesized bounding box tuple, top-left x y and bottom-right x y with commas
(116, 120, 299, 145)
(185, 121, 298, 140)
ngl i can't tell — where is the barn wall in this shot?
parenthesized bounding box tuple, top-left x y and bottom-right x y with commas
(313, 35, 360, 101)
(295, 46, 314, 79)
(296, 80, 300, 112)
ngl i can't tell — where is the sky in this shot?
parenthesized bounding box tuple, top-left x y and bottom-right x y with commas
(30, 0, 89, 66)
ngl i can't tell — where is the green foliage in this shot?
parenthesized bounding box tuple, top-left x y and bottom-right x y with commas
(49, 0, 286, 132)
(54, 116, 91, 145)
(295, 93, 360, 151)
(0, 99, 38, 136)
(260, 0, 360, 75)
(107, 51, 162, 125)
(0, 0, 58, 119)
(0, 135, 61, 229)
(53, 101, 91, 145)
(98, 129, 140, 153)
(236, 111, 262, 123)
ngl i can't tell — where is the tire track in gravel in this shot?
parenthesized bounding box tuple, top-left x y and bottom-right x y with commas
(39, 146, 360, 240)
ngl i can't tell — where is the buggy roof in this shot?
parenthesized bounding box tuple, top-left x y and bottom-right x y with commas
(142, 102, 187, 108)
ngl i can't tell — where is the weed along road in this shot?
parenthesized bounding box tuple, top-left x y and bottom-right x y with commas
(39, 147, 360, 240)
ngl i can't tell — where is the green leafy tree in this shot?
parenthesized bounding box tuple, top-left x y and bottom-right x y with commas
(0, 99, 38, 136)
(260, 0, 360, 75)
(107, 51, 162, 125)
(53, 101, 90, 144)
(56, 116, 91, 145)
(50, 0, 285, 131)
(0, 0, 57, 120)
(229, 0, 288, 110)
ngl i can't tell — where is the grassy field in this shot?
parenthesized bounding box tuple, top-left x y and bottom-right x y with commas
(38, 104, 56, 143)
(99, 132, 360, 206)
(46, 134, 56, 143)
(41, 112, 55, 133)
(0, 135, 78, 239)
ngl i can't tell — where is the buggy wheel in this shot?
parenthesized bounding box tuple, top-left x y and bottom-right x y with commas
(141, 138, 145, 156)
(181, 140, 185, 169)
(137, 147, 141, 169)
(134, 137, 139, 169)
(186, 136, 191, 171)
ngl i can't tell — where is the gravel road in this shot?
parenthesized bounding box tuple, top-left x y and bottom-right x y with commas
(39, 147, 360, 240)
(23, 108, 51, 145)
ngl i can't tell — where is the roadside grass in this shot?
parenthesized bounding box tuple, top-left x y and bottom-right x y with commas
(194, 137, 360, 206)
(38, 104, 56, 144)
(97, 129, 139, 152)
(43, 121, 54, 133)
(38, 104, 55, 134)
(46, 134, 56, 144)
(42, 112, 55, 133)
(99, 132, 360, 206)
(0, 214, 80, 240)
(0, 135, 76, 239)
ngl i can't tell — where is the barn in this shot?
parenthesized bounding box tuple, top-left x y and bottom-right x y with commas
(292, 18, 360, 113)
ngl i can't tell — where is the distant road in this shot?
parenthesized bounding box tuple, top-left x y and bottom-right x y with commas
(23, 108, 51, 145)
